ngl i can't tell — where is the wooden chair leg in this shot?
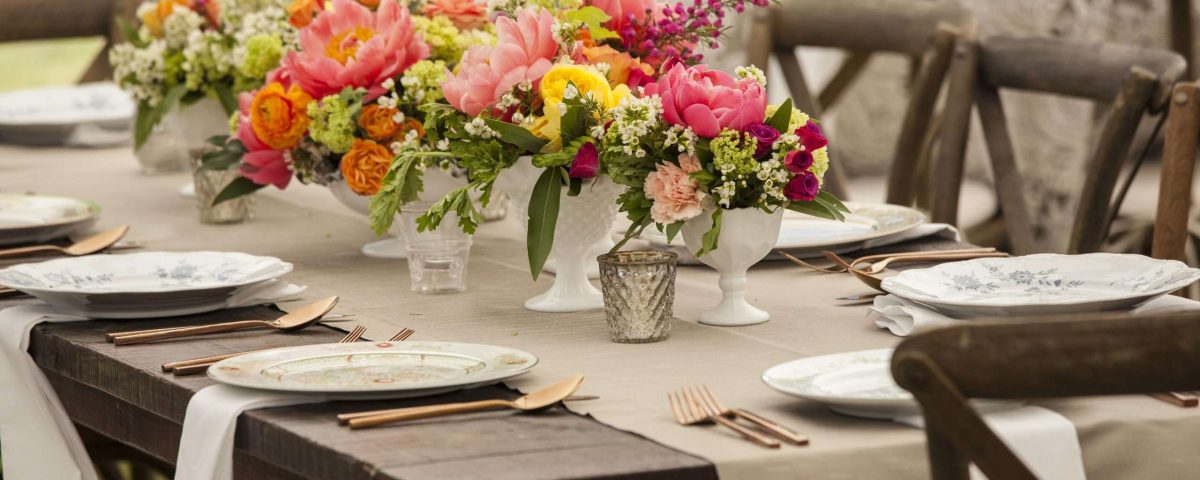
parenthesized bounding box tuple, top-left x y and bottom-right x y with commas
(1152, 82, 1200, 262)
(1170, 0, 1195, 80)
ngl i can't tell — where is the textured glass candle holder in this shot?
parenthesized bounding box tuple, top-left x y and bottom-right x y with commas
(597, 250, 677, 343)
(191, 152, 254, 224)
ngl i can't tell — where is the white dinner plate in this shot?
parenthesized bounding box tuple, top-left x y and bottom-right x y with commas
(881, 253, 1200, 317)
(209, 341, 539, 399)
(0, 193, 100, 246)
(0, 83, 133, 146)
(637, 202, 926, 256)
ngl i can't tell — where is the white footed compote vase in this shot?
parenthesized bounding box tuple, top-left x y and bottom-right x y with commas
(682, 207, 784, 326)
(497, 157, 622, 312)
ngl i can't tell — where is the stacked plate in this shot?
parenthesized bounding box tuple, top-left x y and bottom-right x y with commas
(880, 253, 1200, 317)
(0, 251, 293, 318)
(0, 82, 133, 146)
(0, 193, 100, 247)
(208, 341, 538, 399)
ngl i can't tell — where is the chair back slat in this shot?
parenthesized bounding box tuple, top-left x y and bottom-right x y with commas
(0, 0, 114, 43)
(770, 0, 971, 54)
(1153, 82, 1200, 262)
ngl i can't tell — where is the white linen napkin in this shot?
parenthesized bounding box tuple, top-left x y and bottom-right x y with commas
(870, 294, 1200, 337)
(0, 282, 304, 479)
(175, 385, 324, 480)
(897, 406, 1086, 480)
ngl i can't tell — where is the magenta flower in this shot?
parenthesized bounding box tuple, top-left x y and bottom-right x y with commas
(644, 64, 767, 138)
(783, 149, 813, 174)
(785, 171, 820, 201)
(746, 123, 779, 158)
(796, 120, 827, 150)
(281, 0, 429, 100)
(568, 142, 600, 179)
(233, 92, 291, 189)
(441, 8, 557, 116)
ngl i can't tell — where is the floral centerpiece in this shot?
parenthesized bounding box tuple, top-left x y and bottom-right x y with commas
(204, 0, 495, 203)
(111, 0, 299, 150)
(367, 0, 770, 312)
(606, 63, 847, 325)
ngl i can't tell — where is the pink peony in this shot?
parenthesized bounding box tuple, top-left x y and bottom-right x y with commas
(586, 0, 655, 31)
(644, 64, 767, 138)
(234, 92, 292, 189)
(644, 154, 706, 224)
(281, 0, 429, 100)
(441, 8, 557, 116)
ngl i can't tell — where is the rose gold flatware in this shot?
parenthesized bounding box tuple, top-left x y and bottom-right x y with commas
(777, 250, 843, 273)
(105, 313, 356, 343)
(167, 324, 366, 376)
(782, 248, 998, 274)
(669, 388, 779, 448)
(113, 296, 339, 345)
(824, 251, 1010, 292)
(1150, 392, 1199, 407)
(0, 225, 129, 259)
(388, 328, 415, 341)
(696, 385, 808, 445)
(347, 375, 585, 429)
(854, 251, 1009, 274)
(336, 394, 599, 425)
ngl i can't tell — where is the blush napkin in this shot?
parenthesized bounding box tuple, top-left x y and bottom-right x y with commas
(0, 281, 305, 480)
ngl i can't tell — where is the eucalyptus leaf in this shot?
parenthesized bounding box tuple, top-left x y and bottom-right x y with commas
(526, 168, 563, 280)
(211, 176, 265, 206)
(484, 118, 548, 154)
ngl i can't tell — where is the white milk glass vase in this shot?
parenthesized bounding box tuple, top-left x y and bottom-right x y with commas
(330, 168, 467, 258)
(681, 206, 784, 326)
(497, 156, 622, 312)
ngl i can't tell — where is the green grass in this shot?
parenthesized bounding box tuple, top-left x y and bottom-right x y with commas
(0, 37, 107, 92)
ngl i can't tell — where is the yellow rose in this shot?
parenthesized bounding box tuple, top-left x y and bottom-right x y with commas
(540, 64, 614, 109)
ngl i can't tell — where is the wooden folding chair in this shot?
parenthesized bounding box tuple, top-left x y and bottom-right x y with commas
(936, 36, 1187, 255)
(0, 0, 139, 82)
(892, 312, 1200, 480)
(745, 0, 976, 209)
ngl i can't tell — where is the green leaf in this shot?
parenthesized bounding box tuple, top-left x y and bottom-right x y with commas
(116, 17, 148, 48)
(206, 134, 230, 147)
(816, 190, 851, 213)
(786, 200, 841, 221)
(611, 214, 651, 254)
(368, 154, 426, 235)
(695, 209, 723, 257)
(213, 84, 239, 116)
(813, 196, 846, 221)
(664, 221, 683, 243)
(564, 6, 619, 41)
(134, 84, 187, 151)
(211, 176, 265, 206)
(484, 118, 548, 153)
(559, 95, 586, 142)
(526, 168, 563, 280)
(197, 145, 243, 172)
(767, 98, 793, 133)
(567, 176, 582, 196)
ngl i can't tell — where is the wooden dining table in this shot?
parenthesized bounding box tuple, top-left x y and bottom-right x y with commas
(5, 143, 1200, 479)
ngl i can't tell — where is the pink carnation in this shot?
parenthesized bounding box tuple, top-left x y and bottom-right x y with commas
(441, 8, 557, 116)
(234, 92, 292, 189)
(644, 64, 767, 138)
(644, 154, 706, 224)
(281, 0, 429, 100)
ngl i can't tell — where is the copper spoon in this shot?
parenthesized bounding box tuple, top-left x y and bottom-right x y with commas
(0, 225, 129, 259)
(347, 375, 585, 429)
(113, 296, 339, 345)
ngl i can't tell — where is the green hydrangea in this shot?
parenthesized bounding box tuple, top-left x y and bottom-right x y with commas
(228, 111, 239, 136)
(400, 60, 447, 105)
(413, 17, 465, 64)
(811, 147, 829, 183)
(711, 131, 758, 176)
(307, 89, 363, 154)
(240, 35, 284, 80)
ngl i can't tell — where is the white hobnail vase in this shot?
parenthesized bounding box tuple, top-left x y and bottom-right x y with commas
(329, 169, 467, 258)
(681, 206, 784, 326)
(497, 156, 622, 312)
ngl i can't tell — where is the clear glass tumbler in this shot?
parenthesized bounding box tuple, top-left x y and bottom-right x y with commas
(191, 150, 254, 224)
(597, 250, 677, 343)
(398, 202, 473, 294)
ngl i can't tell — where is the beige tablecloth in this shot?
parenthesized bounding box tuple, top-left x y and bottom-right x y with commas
(4, 145, 1199, 479)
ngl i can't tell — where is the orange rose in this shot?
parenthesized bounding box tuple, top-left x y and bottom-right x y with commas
(422, 0, 487, 30)
(340, 139, 393, 195)
(142, 0, 191, 37)
(287, 0, 323, 28)
(358, 104, 402, 142)
(399, 117, 425, 140)
(582, 45, 654, 87)
(250, 82, 312, 150)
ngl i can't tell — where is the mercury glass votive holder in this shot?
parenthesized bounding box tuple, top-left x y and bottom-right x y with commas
(597, 250, 678, 343)
(191, 151, 255, 225)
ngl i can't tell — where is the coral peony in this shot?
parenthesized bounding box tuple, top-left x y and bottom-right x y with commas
(235, 92, 293, 189)
(358, 104, 402, 141)
(250, 82, 312, 150)
(578, 45, 655, 87)
(282, 0, 429, 99)
(422, 0, 487, 30)
(340, 138, 393, 195)
(644, 64, 767, 138)
(440, 8, 556, 116)
(644, 154, 706, 224)
(586, 0, 655, 31)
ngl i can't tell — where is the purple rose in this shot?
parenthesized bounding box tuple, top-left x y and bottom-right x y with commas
(746, 123, 780, 158)
(795, 120, 827, 151)
(568, 141, 599, 179)
(785, 171, 820, 201)
(783, 149, 813, 173)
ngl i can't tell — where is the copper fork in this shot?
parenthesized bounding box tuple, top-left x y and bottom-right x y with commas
(696, 386, 808, 445)
(669, 388, 780, 448)
(389, 328, 415, 341)
(166, 324, 367, 375)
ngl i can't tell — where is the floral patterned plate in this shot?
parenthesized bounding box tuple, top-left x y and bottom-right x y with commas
(209, 341, 538, 399)
(0, 193, 100, 246)
(881, 253, 1200, 317)
(0, 251, 291, 295)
